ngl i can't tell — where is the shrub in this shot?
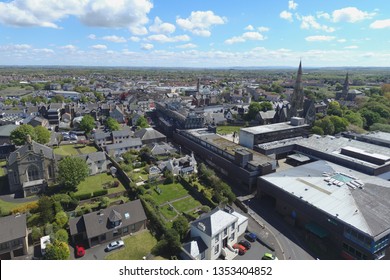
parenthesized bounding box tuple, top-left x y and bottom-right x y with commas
(44, 223, 54, 235)
(74, 193, 92, 201)
(11, 201, 39, 214)
(31, 226, 43, 242)
(53, 201, 63, 214)
(54, 229, 69, 243)
(92, 189, 108, 197)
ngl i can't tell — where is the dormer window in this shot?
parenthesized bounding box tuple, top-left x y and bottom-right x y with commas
(108, 209, 122, 228)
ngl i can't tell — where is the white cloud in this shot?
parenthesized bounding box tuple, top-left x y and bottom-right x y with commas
(317, 12, 330, 20)
(305, 35, 336, 42)
(332, 7, 375, 23)
(88, 34, 97, 40)
(33, 48, 55, 54)
(344, 45, 358, 49)
(338, 39, 347, 43)
(245, 25, 254, 31)
(141, 43, 154, 50)
(370, 19, 390, 29)
(129, 36, 141, 42)
(102, 35, 127, 43)
(0, 0, 153, 34)
(225, 31, 265, 44)
(280, 11, 293, 22)
(176, 43, 197, 49)
(288, 1, 298, 10)
(13, 44, 32, 50)
(176, 10, 226, 37)
(60, 44, 77, 51)
(147, 34, 191, 43)
(301, 15, 335, 32)
(91, 44, 107, 50)
(149, 17, 175, 34)
(258, 26, 270, 32)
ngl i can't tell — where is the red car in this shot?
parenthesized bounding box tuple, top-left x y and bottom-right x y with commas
(75, 245, 85, 258)
(233, 243, 247, 255)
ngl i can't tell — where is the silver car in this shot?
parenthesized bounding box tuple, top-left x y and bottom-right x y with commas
(105, 240, 124, 252)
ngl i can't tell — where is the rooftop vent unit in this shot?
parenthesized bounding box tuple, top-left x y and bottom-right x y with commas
(197, 222, 206, 232)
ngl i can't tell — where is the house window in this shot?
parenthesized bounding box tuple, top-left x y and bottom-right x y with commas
(0, 242, 9, 250)
(223, 228, 228, 236)
(131, 224, 136, 231)
(231, 223, 235, 231)
(214, 244, 219, 255)
(123, 226, 128, 233)
(12, 239, 21, 247)
(230, 233, 235, 241)
(215, 234, 219, 243)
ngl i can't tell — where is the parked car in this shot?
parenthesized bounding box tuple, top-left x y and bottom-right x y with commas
(233, 243, 247, 255)
(244, 232, 257, 242)
(238, 240, 251, 250)
(105, 240, 124, 252)
(75, 245, 85, 258)
(262, 253, 278, 260)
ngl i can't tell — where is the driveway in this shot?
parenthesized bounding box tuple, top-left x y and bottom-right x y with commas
(70, 240, 122, 260)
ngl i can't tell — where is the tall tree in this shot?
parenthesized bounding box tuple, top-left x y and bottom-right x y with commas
(44, 240, 70, 260)
(136, 115, 149, 128)
(79, 114, 95, 134)
(172, 216, 189, 241)
(34, 126, 51, 144)
(10, 124, 37, 145)
(38, 196, 54, 224)
(105, 117, 120, 131)
(58, 157, 89, 191)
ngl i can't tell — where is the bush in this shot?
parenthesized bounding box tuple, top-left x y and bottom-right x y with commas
(27, 213, 41, 227)
(92, 189, 108, 197)
(74, 193, 92, 201)
(99, 197, 110, 209)
(53, 201, 63, 214)
(44, 223, 54, 235)
(11, 201, 39, 214)
(31, 226, 43, 242)
(54, 229, 69, 243)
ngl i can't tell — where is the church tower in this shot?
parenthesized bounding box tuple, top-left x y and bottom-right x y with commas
(289, 61, 304, 118)
(341, 72, 349, 100)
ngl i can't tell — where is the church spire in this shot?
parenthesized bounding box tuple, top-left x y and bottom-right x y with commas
(342, 72, 349, 99)
(289, 60, 304, 118)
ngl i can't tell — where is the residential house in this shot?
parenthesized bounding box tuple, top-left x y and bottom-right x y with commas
(149, 142, 177, 157)
(0, 214, 28, 260)
(7, 138, 57, 197)
(46, 103, 63, 126)
(25, 116, 49, 128)
(0, 124, 18, 145)
(159, 153, 197, 176)
(68, 200, 147, 248)
(105, 138, 142, 157)
(112, 129, 133, 144)
(110, 106, 125, 123)
(134, 127, 167, 145)
(94, 131, 111, 147)
(182, 207, 248, 260)
(76, 152, 108, 175)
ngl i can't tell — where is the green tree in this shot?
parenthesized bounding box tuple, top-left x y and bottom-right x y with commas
(314, 116, 335, 135)
(54, 211, 68, 228)
(344, 111, 363, 128)
(10, 124, 37, 145)
(105, 117, 120, 131)
(34, 126, 51, 144)
(259, 101, 273, 111)
(38, 196, 54, 224)
(31, 226, 43, 242)
(58, 157, 89, 191)
(330, 116, 349, 134)
(136, 115, 149, 128)
(311, 126, 324, 136)
(50, 94, 65, 103)
(44, 240, 70, 260)
(54, 229, 69, 243)
(172, 216, 189, 241)
(246, 102, 262, 121)
(327, 101, 343, 117)
(79, 114, 95, 134)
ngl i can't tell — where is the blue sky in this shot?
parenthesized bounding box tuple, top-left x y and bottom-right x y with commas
(0, 0, 390, 67)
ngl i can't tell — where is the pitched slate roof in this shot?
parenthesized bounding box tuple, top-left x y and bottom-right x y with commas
(0, 214, 27, 243)
(191, 208, 238, 237)
(134, 127, 166, 141)
(105, 138, 142, 151)
(8, 141, 54, 165)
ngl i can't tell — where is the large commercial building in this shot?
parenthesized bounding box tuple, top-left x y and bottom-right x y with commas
(257, 160, 390, 260)
(239, 117, 310, 149)
(256, 134, 390, 176)
(173, 127, 276, 192)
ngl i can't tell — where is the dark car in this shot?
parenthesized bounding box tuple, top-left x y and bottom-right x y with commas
(238, 240, 251, 250)
(75, 245, 85, 258)
(244, 232, 257, 242)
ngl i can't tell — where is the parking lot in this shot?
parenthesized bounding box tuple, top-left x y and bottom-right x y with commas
(233, 233, 275, 260)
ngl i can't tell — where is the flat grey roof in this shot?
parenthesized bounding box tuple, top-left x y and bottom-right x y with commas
(260, 160, 390, 239)
(240, 121, 308, 135)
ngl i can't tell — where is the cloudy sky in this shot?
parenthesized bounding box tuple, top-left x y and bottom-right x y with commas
(0, 0, 389, 67)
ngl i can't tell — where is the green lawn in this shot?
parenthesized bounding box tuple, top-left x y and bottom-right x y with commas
(160, 204, 178, 220)
(75, 173, 126, 196)
(105, 230, 158, 260)
(53, 144, 97, 156)
(150, 183, 189, 205)
(216, 125, 243, 135)
(172, 196, 202, 213)
(0, 160, 6, 177)
(0, 198, 36, 214)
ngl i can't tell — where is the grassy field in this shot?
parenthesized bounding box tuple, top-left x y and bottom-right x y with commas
(216, 125, 243, 135)
(0, 198, 37, 215)
(53, 144, 97, 156)
(0, 86, 32, 96)
(150, 183, 189, 205)
(75, 173, 126, 196)
(0, 161, 6, 177)
(105, 231, 158, 260)
(172, 196, 202, 213)
(160, 204, 178, 220)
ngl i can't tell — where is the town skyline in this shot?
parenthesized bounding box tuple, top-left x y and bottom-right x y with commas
(1, 0, 390, 67)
